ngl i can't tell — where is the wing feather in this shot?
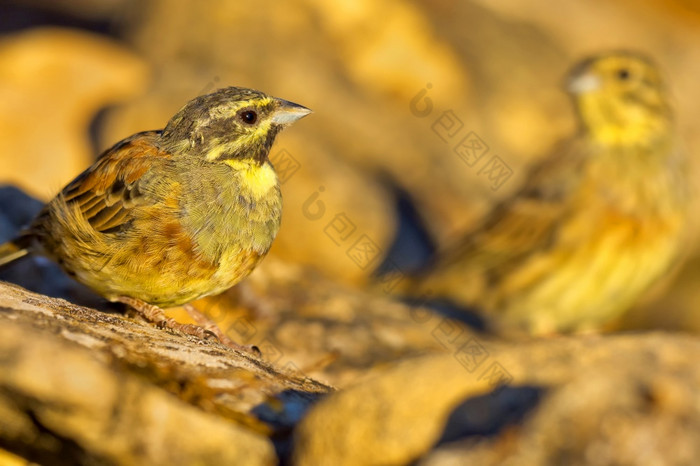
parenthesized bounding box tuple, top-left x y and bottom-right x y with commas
(416, 139, 588, 302)
(58, 130, 169, 234)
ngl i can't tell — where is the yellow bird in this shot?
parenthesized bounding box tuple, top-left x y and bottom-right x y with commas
(0, 87, 311, 342)
(413, 52, 688, 335)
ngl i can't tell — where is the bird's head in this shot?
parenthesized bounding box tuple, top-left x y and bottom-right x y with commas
(567, 52, 672, 147)
(161, 86, 311, 164)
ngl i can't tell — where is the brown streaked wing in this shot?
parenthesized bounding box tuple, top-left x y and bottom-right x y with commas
(437, 139, 585, 274)
(62, 130, 170, 234)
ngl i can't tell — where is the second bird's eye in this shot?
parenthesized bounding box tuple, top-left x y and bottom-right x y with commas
(617, 68, 630, 80)
(239, 110, 258, 125)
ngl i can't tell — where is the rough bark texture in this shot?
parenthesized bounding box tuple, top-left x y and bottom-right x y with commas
(0, 281, 330, 465)
(4, 279, 700, 466)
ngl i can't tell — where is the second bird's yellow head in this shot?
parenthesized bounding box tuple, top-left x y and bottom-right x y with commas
(567, 52, 672, 147)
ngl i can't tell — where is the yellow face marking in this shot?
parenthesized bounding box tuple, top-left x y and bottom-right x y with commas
(204, 139, 233, 161)
(204, 120, 273, 161)
(224, 159, 279, 199)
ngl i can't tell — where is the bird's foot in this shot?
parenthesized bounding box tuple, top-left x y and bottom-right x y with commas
(116, 296, 218, 342)
(183, 303, 261, 356)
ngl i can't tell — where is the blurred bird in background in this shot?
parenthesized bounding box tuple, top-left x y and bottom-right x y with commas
(409, 52, 688, 336)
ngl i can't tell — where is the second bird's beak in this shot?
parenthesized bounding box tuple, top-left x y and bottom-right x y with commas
(567, 72, 601, 95)
(271, 99, 312, 125)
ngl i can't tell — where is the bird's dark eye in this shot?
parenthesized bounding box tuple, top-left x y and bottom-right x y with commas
(239, 110, 258, 125)
(617, 68, 630, 80)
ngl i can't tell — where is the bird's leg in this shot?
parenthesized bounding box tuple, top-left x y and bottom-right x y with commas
(116, 296, 217, 342)
(183, 303, 261, 356)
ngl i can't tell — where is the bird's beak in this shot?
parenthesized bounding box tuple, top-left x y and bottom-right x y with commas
(271, 99, 312, 125)
(567, 72, 601, 94)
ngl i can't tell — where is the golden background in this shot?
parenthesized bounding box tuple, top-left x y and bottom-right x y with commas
(1, 0, 700, 330)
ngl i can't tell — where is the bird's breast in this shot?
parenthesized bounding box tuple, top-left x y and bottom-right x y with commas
(179, 161, 282, 263)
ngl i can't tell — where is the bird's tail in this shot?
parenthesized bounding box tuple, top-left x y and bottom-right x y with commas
(0, 239, 29, 267)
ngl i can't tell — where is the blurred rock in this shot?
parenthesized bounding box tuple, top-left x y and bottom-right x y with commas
(0, 185, 42, 230)
(0, 449, 26, 466)
(0, 185, 40, 247)
(420, 366, 700, 465)
(0, 27, 148, 200)
(293, 333, 700, 465)
(416, 0, 573, 164)
(0, 281, 330, 464)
